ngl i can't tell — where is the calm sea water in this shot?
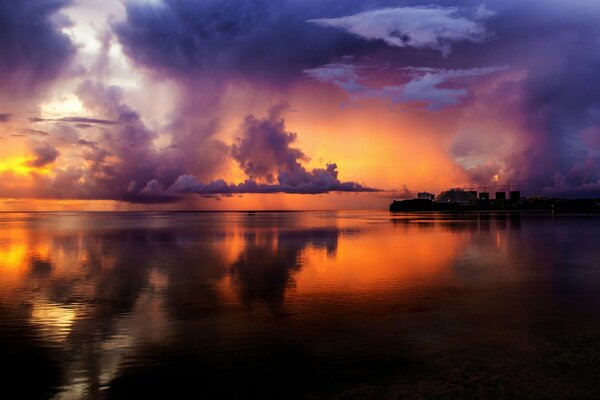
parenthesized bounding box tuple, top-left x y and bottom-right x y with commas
(1, 211, 600, 399)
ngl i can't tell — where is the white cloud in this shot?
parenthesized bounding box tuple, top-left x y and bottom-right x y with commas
(308, 6, 489, 56)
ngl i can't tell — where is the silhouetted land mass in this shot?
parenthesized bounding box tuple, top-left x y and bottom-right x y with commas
(390, 198, 600, 212)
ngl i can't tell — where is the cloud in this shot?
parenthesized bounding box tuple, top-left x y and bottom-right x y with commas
(451, 0, 600, 197)
(398, 67, 504, 111)
(0, 113, 11, 122)
(112, 0, 373, 84)
(462, 162, 504, 187)
(28, 142, 60, 168)
(451, 131, 504, 159)
(166, 164, 377, 196)
(30, 116, 121, 126)
(20, 128, 50, 137)
(6, 0, 600, 201)
(163, 106, 378, 197)
(474, 4, 496, 19)
(305, 63, 503, 111)
(371, 185, 413, 199)
(308, 6, 489, 56)
(70, 80, 187, 202)
(12, 82, 375, 202)
(231, 103, 308, 183)
(0, 0, 75, 93)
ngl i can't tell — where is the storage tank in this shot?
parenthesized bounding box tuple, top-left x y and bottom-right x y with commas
(433, 189, 478, 205)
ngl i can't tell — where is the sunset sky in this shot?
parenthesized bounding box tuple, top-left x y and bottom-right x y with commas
(1, 0, 599, 210)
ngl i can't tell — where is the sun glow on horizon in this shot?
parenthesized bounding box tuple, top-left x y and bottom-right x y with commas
(0, 156, 52, 176)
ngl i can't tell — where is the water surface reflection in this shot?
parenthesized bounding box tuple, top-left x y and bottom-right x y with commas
(1, 212, 600, 398)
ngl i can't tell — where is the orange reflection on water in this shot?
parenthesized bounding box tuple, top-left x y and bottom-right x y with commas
(1, 211, 579, 399)
(292, 222, 466, 300)
(0, 227, 32, 291)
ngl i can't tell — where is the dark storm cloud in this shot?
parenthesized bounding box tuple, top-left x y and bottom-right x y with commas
(440, 0, 600, 196)
(304, 0, 600, 196)
(113, 0, 404, 83)
(114, 0, 501, 84)
(8, 0, 598, 199)
(107, 0, 487, 201)
(28, 142, 60, 167)
(0, 0, 74, 92)
(519, 14, 600, 195)
(308, 0, 600, 196)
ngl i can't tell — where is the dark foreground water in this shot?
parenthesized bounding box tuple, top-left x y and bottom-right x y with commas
(1, 211, 600, 399)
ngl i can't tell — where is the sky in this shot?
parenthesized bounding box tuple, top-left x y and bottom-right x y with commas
(0, 0, 599, 210)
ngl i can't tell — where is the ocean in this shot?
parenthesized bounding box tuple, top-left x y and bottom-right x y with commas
(1, 211, 600, 399)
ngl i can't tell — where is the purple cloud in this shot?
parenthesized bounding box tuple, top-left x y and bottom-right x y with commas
(305, 64, 503, 111)
(20, 128, 49, 137)
(0, 0, 74, 92)
(4, 0, 600, 201)
(163, 106, 379, 198)
(112, 0, 378, 85)
(27, 142, 60, 168)
(231, 103, 309, 183)
(31, 116, 122, 126)
(18, 82, 375, 203)
(166, 164, 377, 196)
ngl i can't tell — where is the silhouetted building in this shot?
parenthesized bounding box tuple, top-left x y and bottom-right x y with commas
(510, 191, 521, 201)
(391, 196, 600, 212)
(467, 190, 478, 197)
(417, 192, 435, 201)
(479, 192, 490, 200)
(434, 189, 478, 205)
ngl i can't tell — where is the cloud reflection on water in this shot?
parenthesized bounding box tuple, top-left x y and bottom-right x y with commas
(1, 212, 600, 398)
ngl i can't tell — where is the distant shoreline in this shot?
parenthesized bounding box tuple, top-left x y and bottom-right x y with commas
(389, 198, 600, 213)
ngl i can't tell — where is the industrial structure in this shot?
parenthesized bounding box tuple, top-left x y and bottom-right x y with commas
(433, 188, 478, 205)
(389, 184, 529, 212)
(431, 185, 520, 204)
